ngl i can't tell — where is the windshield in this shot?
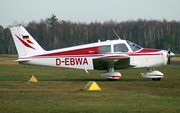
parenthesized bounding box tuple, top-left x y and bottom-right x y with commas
(126, 41, 142, 52)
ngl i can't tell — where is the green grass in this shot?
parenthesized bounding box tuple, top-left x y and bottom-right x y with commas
(0, 56, 180, 113)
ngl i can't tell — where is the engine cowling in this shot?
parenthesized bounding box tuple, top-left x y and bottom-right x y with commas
(100, 72, 122, 80)
(141, 70, 164, 78)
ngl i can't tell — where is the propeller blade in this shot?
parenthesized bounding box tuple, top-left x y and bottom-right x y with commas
(168, 48, 170, 54)
(167, 48, 175, 67)
(168, 57, 170, 66)
(168, 49, 170, 66)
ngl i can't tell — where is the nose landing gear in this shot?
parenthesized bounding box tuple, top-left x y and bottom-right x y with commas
(141, 68, 164, 81)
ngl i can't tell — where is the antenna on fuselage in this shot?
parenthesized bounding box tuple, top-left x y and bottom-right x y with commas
(112, 29, 121, 40)
(98, 39, 101, 42)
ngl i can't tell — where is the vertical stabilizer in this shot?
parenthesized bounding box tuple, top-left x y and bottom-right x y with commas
(10, 25, 45, 57)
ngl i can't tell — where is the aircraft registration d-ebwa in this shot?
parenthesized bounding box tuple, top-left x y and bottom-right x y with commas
(10, 25, 175, 81)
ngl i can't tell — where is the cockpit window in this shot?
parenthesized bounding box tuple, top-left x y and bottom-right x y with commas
(98, 45, 111, 53)
(114, 44, 128, 52)
(127, 41, 142, 51)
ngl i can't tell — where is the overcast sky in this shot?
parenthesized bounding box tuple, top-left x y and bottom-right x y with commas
(0, 0, 180, 28)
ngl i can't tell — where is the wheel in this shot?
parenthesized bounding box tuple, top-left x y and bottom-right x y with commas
(152, 78, 161, 81)
(108, 79, 117, 81)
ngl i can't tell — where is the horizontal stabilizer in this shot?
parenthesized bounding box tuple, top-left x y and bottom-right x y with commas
(13, 59, 30, 62)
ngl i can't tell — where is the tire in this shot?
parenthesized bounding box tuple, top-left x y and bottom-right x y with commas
(152, 78, 161, 81)
(108, 79, 117, 81)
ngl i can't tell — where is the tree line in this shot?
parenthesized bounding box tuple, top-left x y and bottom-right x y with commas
(0, 15, 180, 54)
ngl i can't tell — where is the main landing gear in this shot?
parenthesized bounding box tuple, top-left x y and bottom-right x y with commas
(100, 68, 122, 81)
(100, 67, 164, 81)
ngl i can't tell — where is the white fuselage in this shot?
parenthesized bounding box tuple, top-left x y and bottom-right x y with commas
(18, 39, 169, 70)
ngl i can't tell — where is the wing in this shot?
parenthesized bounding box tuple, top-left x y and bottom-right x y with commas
(93, 54, 136, 70)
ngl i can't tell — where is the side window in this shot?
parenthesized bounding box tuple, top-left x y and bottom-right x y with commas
(114, 44, 128, 52)
(98, 45, 111, 53)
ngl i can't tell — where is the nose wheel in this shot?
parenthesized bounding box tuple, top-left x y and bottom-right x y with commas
(141, 70, 164, 81)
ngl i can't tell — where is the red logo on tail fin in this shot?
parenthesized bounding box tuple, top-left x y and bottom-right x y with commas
(15, 34, 36, 50)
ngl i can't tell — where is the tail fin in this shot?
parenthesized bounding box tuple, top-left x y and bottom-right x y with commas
(10, 25, 45, 57)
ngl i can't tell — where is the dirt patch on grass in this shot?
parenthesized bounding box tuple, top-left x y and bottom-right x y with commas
(0, 57, 19, 65)
(171, 57, 180, 61)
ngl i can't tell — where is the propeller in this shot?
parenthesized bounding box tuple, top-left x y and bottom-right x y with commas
(167, 48, 175, 66)
(167, 49, 171, 66)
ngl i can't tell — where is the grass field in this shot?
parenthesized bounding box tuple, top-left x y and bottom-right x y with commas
(0, 55, 180, 113)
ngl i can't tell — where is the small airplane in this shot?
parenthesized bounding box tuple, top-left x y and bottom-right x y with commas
(10, 25, 175, 81)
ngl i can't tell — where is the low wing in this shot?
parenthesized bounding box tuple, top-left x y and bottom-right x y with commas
(93, 54, 136, 70)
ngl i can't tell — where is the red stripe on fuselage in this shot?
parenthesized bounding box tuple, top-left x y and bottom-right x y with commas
(128, 53, 162, 56)
(21, 48, 162, 59)
(128, 48, 162, 56)
(36, 48, 161, 57)
(23, 54, 129, 59)
(137, 48, 161, 53)
(36, 47, 100, 57)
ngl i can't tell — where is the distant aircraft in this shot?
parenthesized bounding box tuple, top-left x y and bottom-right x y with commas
(10, 25, 175, 81)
